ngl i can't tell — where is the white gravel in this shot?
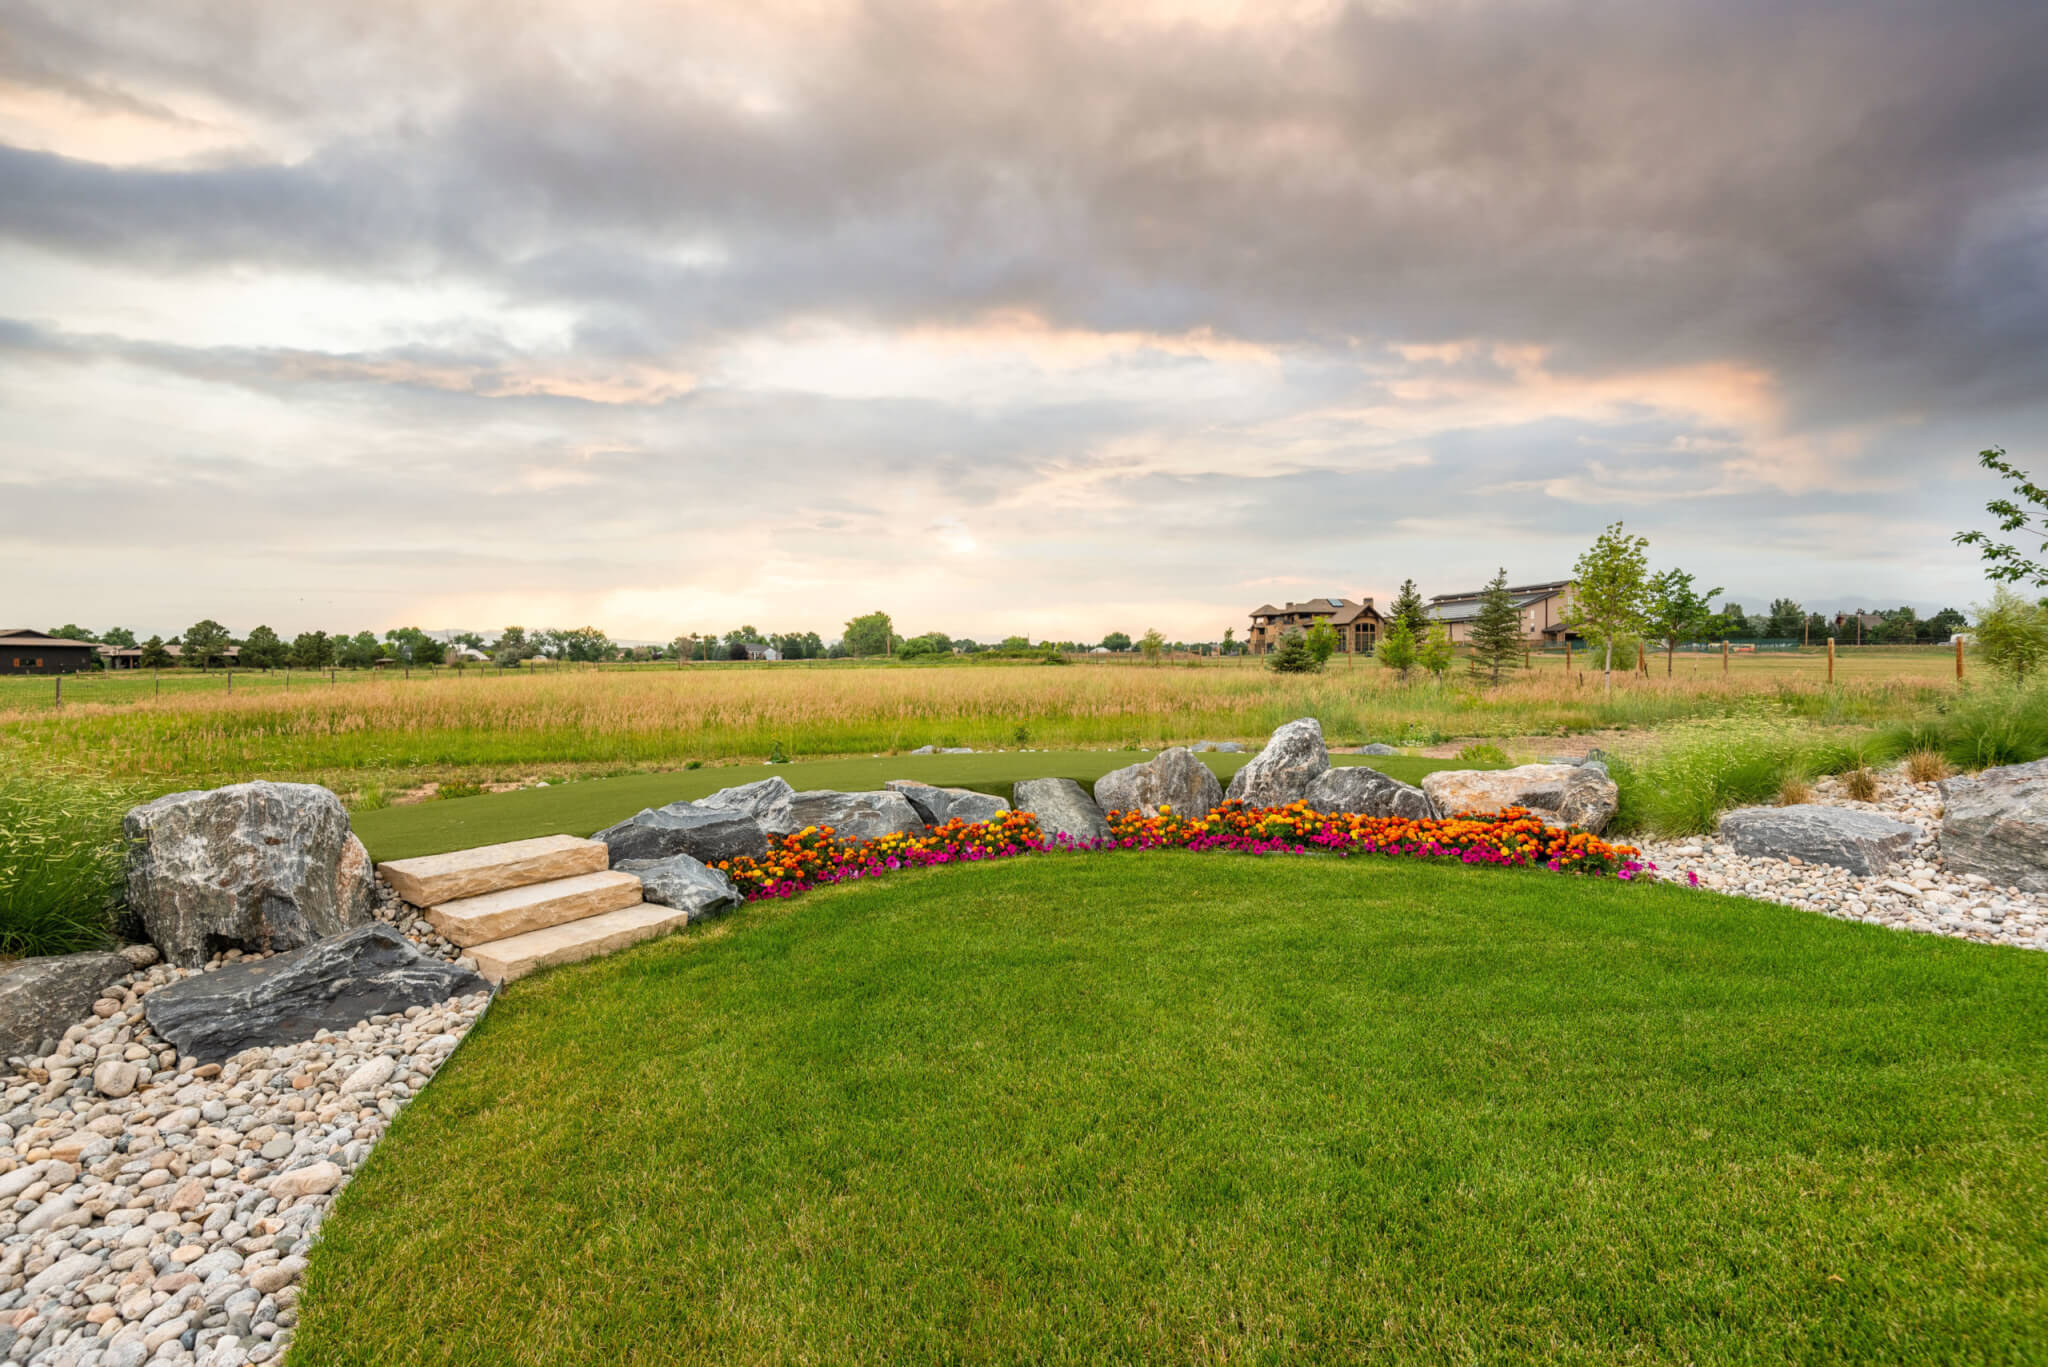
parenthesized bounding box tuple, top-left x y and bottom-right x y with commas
(1639, 766, 2048, 951)
(0, 886, 486, 1366)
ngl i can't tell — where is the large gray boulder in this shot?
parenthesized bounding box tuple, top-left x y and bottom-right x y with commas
(884, 781, 1011, 826)
(1939, 759, 2048, 890)
(123, 782, 374, 968)
(1094, 748, 1223, 817)
(1420, 764, 1620, 833)
(1304, 766, 1435, 820)
(1189, 740, 1246, 754)
(143, 925, 487, 1063)
(615, 853, 743, 921)
(1013, 778, 1112, 845)
(764, 791, 925, 842)
(0, 952, 132, 1061)
(1224, 718, 1330, 807)
(694, 777, 796, 824)
(1718, 804, 1917, 874)
(593, 802, 769, 866)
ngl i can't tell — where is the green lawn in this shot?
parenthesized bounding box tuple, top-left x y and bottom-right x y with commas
(350, 750, 1466, 861)
(293, 854, 2048, 1365)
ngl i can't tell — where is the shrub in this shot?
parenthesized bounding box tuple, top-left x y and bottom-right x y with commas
(1973, 586, 2048, 681)
(0, 768, 134, 958)
(435, 780, 486, 801)
(1777, 776, 1813, 806)
(1842, 768, 1880, 802)
(1267, 630, 1318, 675)
(1456, 742, 1510, 767)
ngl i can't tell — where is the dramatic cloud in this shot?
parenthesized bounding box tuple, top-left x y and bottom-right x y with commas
(4, 0, 2046, 639)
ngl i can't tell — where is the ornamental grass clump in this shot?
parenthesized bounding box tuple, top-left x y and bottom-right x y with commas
(1608, 706, 1887, 836)
(0, 767, 135, 958)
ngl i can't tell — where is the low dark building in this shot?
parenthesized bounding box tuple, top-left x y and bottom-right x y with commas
(0, 628, 100, 674)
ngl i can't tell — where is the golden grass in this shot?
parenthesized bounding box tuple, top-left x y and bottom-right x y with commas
(1905, 748, 1953, 783)
(1777, 777, 1815, 806)
(1843, 768, 1881, 802)
(0, 652, 1966, 797)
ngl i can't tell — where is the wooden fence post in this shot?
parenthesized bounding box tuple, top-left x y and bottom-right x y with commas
(1722, 639, 1729, 674)
(1827, 637, 1835, 684)
(1956, 636, 1965, 680)
(54, 675, 61, 706)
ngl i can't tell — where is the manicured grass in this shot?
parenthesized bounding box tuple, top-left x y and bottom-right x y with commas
(293, 855, 2048, 1365)
(349, 750, 1467, 861)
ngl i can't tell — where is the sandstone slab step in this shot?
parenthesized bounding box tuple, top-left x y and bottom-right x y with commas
(377, 835, 607, 906)
(426, 870, 645, 948)
(467, 903, 694, 985)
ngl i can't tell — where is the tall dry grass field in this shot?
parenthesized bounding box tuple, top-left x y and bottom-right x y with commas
(0, 652, 1963, 797)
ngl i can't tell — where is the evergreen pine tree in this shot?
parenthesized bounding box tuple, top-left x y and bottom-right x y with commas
(1390, 578, 1429, 636)
(1466, 567, 1524, 685)
(1266, 628, 1317, 674)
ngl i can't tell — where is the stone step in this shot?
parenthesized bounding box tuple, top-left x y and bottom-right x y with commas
(425, 870, 645, 948)
(377, 834, 608, 906)
(466, 903, 694, 985)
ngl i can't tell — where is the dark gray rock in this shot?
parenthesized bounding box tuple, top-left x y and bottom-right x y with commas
(883, 781, 1010, 826)
(1304, 767, 1435, 820)
(0, 952, 132, 1061)
(1094, 748, 1223, 817)
(123, 782, 373, 968)
(1224, 718, 1330, 807)
(1939, 759, 2048, 890)
(1357, 743, 1399, 756)
(143, 925, 487, 1063)
(763, 790, 925, 841)
(1012, 778, 1111, 845)
(594, 803, 768, 865)
(1421, 764, 1621, 833)
(694, 777, 796, 824)
(615, 853, 742, 921)
(1717, 805, 1917, 874)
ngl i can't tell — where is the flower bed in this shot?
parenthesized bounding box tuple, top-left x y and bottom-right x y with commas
(716, 801, 1649, 899)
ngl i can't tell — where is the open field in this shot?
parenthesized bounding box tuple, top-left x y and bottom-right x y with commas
(291, 853, 2048, 1365)
(0, 650, 1969, 802)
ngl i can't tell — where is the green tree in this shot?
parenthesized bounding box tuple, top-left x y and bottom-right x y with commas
(139, 635, 172, 669)
(1389, 578, 1429, 637)
(182, 619, 232, 670)
(844, 611, 894, 657)
(723, 625, 765, 647)
(289, 631, 333, 668)
(1764, 598, 1806, 639)
(1973, 586, 2048, 680)
(548, 627, 613, 662)
(1710, 602, 1752, 639)
(1925, 607, 1969, 641)
(1100, 631, 1133, 653)
(1418, 621, 1454, 682)
(1466, 568, 1525, 685)
(1303, 621, 1338, 668)
(998, 635, 1031, 653)
(1567, 522, 1650, 695)
(98, 627, 137, 649)
(1376, 615, 1418, 681)
(1954, 446, 2048, 586)
(340, 631, 380, 668)
(897, 631, 953, 658)
(1644, 569, 1722, 675)
(47, 624, 97, 643)
(1877, 606, 1921, 645)
(1140, 627, 1166, 662)
(241, 625, 288, 670)
(1266, 628, 1317, 674)
(1221, 627, 1236, 656)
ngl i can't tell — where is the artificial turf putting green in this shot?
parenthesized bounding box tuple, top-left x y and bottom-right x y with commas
(349, 750, 1468, 861)
(291, 854, 2048, 1365)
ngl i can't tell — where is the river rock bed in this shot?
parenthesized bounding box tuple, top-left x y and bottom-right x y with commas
(1639, 766, 2048, 951)
(0, 882, 486, 1366)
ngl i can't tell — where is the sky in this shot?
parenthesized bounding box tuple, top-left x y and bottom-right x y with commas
(4, 0, 2046, 644)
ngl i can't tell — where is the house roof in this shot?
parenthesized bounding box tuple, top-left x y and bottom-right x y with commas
(1251, 597, 1379, 620)
(0, 628, 99, 649)
(1430, 590, 1562, 624)
(1428, 579, 1572, 605)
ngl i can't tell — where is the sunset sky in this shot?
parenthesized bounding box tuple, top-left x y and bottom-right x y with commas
(4, 0, 2046, 642)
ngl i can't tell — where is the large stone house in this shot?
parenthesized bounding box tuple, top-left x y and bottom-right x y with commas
(1246, 598, 1384, 656)
(1428, 580, 1579, 645)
